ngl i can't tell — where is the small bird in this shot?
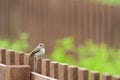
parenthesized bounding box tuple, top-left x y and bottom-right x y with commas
(29, 43, 45, 58)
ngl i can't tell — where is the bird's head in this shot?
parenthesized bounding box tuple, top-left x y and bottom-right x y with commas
(39, 43, 45, 48)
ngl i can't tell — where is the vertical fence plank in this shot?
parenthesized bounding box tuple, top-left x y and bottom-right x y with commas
(68, 66, 78, 80)
(102, 73, 112, 80)
(15, 52, 24, 65)
(24, 54, 29, 65)
(58, 63, 68, 80)
(24, 54, 34, 71)
(79, 68, 88, 80)
(6, 65, 30, 80)
(34, 58, 42, 74)
(41, 59, 51, 76)
(0, 64, 6, 80)
(90, 71, 100, 80)
(0, 48, 6, 64)
(6, 49, 15, 65)
(50, 61, 59, 79)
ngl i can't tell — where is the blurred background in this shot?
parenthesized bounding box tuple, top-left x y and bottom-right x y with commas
(0, 0, 120, 75)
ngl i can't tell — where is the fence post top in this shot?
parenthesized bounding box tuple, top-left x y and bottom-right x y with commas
(0, 48, 6, 50)
(59, 63, 68, 66)
(16, 52, 24, 54)
(114, 76, 120, 78)
(24, 53, 30, 56)
(79, 68, 88, 71)
(50, 61, 59, 64)
(90, 71, 99, 73)
(6, 49, 15, 52)
(69, 65, 78, 68)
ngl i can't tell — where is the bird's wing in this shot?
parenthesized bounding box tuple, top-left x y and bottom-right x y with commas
(29, 47, 40, 56)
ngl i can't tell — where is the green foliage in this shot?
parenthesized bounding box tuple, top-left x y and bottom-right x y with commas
(50, 37, 120, 75)
(0, 33, 28, 52)
(50, 37, 76, 65)
(78, 41, 117, 74)
(93, 0, 120, 5)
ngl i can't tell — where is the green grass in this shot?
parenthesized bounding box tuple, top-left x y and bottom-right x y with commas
(50, 37, 120, 75)
(93, 0, 120, 5)
(0, 33, 29, 52)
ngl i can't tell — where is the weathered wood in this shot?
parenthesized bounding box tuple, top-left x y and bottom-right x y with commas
(90, 71, 100, 80)
(68, 66, 78, 80)
(102, 73, 112, 80)
(0, 48, 6, 64)
(31, 72, 57, 80)
(58, 63, 68, 80)
(24, 54, 29, 65)
(24, 54, 34, 71)
(41, 59, 51, 76)
(1, 49, 120, 80)
(34, 58, 42, 74)
(0, 64, 6, 80)
(78, 68, 88, 80)
(15, 52, 24, 65)
(6, 65, 30, 80)
(6, 49, 15, 65)
(50, 61, 59, 79)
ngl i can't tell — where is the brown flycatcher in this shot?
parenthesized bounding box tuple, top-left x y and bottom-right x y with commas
(29, 43, 45, 58)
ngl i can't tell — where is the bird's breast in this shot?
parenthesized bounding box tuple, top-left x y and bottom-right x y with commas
(34, 48, 45, 57)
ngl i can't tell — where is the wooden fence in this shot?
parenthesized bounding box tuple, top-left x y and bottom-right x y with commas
(0, 0, 120, 53)
(0, 48, 120, 80)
